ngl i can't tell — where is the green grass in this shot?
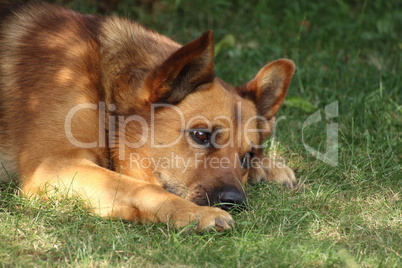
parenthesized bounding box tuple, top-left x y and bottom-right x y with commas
(1, 0, 401, 266)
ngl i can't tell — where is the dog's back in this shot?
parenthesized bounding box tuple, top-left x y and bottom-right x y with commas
(0, 1, 22, 179)
(0, 3, 99, 180)
(0, 2, 180, 181)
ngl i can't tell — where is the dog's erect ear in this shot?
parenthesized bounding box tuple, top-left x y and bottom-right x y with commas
(146, 30, 215, 104)
(237, 59, 295, 119)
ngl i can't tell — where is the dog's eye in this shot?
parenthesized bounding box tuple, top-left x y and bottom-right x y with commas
(190, 130, 211, 145)
(241, 151, 255, 169)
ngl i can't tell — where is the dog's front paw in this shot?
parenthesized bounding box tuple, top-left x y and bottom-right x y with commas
(266, 161, 298, 188)
(170, 205, 234, 232)
(249, 157, 298, 188)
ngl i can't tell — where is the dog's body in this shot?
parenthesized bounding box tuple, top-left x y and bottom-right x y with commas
(0, 2, 296, 231)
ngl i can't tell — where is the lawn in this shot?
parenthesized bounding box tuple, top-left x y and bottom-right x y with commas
(1, 0, 401, 267)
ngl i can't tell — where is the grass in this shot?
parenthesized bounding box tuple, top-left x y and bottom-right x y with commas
(1, 0, 401, 267)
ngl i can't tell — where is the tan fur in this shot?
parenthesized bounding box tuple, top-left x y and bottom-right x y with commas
(0, 2, 296, 232)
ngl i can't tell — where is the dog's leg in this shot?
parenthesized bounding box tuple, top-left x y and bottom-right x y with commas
(20, 157, 234, 231)
(248, 156, 298, 188)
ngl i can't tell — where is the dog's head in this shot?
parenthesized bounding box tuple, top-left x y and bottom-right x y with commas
(115, 31, 295, 209)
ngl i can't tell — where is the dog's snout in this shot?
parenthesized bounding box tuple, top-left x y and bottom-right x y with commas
(217, 186, 246, 211)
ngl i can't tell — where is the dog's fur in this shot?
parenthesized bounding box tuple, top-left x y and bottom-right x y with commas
(0, 2, 296, 231)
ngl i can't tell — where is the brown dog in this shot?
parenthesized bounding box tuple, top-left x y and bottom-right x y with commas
(0, 2, 297, 231)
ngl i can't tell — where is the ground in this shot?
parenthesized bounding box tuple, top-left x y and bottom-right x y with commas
(0, 0, 401, 266)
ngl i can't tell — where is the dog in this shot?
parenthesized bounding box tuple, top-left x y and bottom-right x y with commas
(0, 2, 297, 232)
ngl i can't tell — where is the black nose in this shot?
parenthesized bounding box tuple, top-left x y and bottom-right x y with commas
(217, 186, 246, 211)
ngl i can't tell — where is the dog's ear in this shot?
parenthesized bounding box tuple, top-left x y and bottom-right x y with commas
(146, 30, 215, 104)
(237, 59, 295, 119)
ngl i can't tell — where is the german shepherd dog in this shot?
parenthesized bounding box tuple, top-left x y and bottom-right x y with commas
(0, 2, 297, 232)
